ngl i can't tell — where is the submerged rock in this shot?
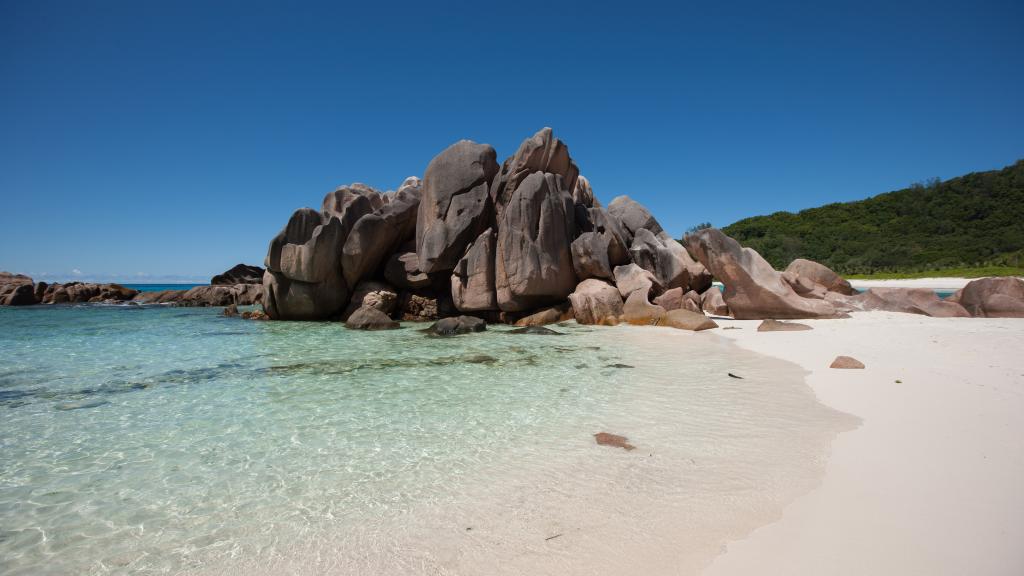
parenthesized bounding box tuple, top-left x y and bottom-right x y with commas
(508, 325, 563, 335)
(426, 315, 487, 336)
(593, 432, 635, 451)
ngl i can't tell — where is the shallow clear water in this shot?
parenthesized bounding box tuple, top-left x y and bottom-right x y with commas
(0, 305, 855, 575)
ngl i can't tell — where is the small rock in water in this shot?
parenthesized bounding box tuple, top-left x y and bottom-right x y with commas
(728, 372, 744, 379)
(55, 400, 109, 411)
(222, 304, 239, 317)
(757, 319, 813, 332)
(606, 363, 634, 369)
(508, 326, 563, 335)
(594, 432, 635, 451)
(426, 316, 487, 336)
(830, 355, 865, 369)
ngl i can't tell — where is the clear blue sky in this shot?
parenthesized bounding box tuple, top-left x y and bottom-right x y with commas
(2, 0, 1022, 282)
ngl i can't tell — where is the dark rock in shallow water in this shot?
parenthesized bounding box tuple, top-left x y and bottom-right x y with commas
(593, 432, 635, 451)
(426, 315, 487, 336)
(508, 326, 563, 335)
(606, 363, 634, 369)
(211, 264, 265, 285)
(344, 306, 400, 330)
(222, 304, 239, 317)
(55, 400, 109, 411)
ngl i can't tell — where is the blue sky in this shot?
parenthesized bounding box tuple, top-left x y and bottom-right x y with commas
(2, 0, 1022, 282)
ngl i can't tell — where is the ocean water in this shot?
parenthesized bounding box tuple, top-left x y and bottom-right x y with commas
(121, 284, 205, 292)
(0, 305, 856, 575)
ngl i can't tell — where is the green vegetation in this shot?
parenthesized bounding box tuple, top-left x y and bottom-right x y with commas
(844, 266, 1024, 280)
(720, 160, 1024, 276)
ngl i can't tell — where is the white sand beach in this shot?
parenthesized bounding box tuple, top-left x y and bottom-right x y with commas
(704, 311, 1024, 575)
(847, 277, 1003, 291)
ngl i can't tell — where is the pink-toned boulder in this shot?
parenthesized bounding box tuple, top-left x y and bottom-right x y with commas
(830, 355, 865, 369)
(785, 259, 855, 295)
(685, 229, 838, 320)
(513, 302, 574, 326)
(702, 288, 730, 316)
(653, 287, 683, 311)
(613, 263, 662, 300)
(568, 279, 623, 325)
(451, 228, 498, 312)
(621, 290, 667, 325)
(858, 288, 970, 318)
(948, 277, 1024, 318)
(682, 290, 702, 313)
(659, 309, 718, 331)
(757, 319, 812, 332)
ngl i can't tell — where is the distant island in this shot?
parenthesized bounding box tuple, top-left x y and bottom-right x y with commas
(718, 160, 1024, 278)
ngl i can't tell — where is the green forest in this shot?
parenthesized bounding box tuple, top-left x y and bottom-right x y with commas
(717, 159, 1024, 276)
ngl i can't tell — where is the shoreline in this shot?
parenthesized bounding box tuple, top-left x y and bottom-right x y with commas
(703, 311, 1024, 575)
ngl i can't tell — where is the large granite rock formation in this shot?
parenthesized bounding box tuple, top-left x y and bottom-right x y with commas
(211, 264, 264, 285)
(494, 172, 578, 312)
(629, 228, 711, 293)
(342, 182, 421, 287)
(263, 208, 349, 320)
(948, 277, 1024, 318)
(416, 141, 498, 274)
(685, 228, 838, 319)
(491, 127, 579, 216)
(607, 196, 662, 243)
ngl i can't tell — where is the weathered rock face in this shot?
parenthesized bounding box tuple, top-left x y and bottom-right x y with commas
(784, 259, 855, 296)
(342, 184, 421, 288)
(397, 292, 439, 321)
(568, 279, 623, 325)
(607, 195, 663, 244)
(384, 244, 431, 290)
(491, 127, 579, 214)
(29, 282, 140, 305)
(322, 183, 385, 220)
(948, 277, 1024, 318)
(571, 208, 630, 280)
(653, 287, 683, 311)
(613, 263, 662, 300)
(264, 208, 349, 320)
(572, 175, 599, 208)
(494, 172, 578, 312)
(416, 140, 499, 274)
(782, 271, 828, 300)
(629, 228, 707, 292)
(344, 306, 400, 330)
(685, 228, 838, 320)
(0, 272, 33, 286)
(451, 228, 498, 312)
(342, 281, 398, 319)
(856, 288, 970, 318)
(701, 288, 730, 316)
(0, 283, 37, 306)
(621, 290, 667, 325)
(211, 264, 264, 285)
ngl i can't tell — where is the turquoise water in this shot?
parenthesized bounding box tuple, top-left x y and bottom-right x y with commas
(0, 305, 854, 575)
(121, 284, 205, 292)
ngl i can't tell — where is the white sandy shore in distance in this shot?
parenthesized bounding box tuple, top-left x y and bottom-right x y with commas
(847, 277, 1014, 290)
(702, 311, 1024, 576)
